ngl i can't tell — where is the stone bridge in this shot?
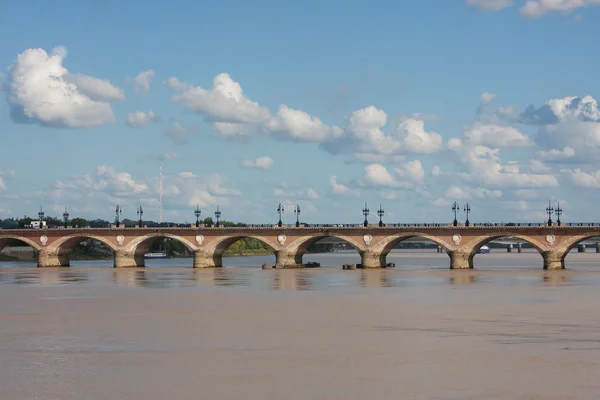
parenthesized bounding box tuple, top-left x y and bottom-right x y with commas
(1, 226, 599, 269)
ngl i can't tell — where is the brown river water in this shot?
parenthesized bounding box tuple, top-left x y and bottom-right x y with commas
(2, 250, 600, 399)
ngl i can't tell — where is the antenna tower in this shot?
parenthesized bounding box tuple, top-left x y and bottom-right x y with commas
(159, 166, 163, 223)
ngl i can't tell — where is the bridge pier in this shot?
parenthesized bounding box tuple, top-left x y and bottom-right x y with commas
(542, 251, 564, 270)
(275, 251, 303, 267)
(114, 251, 143, 268)
(360, 251, 386, 268)
(193, 250, 221, 268)
(38, 249, 69, 267)
(449, 251, 471, 269)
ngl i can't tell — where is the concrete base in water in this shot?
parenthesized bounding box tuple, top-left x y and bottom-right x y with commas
(262, 262, 321, 269)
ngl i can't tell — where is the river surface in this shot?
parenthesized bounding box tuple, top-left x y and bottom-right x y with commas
(2, 250, 600, 399)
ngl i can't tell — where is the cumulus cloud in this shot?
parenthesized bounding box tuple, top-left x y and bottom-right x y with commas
(329, 176, 360, 197)
(241, 156, 274, 169)
(537, 146, 575, 161)
(5, 46, 117, 128)
(64, 74, 125, 102)
(134, 69, 155, 94)
(273, 186, 320, 200)
(362, 164, 409, 188)
(265, 105, 343, 142)
(450, 144, 559, 189)
(395, 160, 425, 184)
(169, 72, 270, 124)
(467, 0, 513, 11)
(321, 106, 443, 156)
(126, 110, 158, 128)
(464, 122, 532, 148)
(518, 96, 600, 161)
(445, 185, 502, 200)
(570, 169, 600, 188)
(520, 0, 600, 17)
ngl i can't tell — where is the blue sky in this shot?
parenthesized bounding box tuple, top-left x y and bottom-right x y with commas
(2, 0, 600, 225)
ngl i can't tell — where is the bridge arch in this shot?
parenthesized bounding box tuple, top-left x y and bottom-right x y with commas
(464, 233, 546, 269)
(556, 233, 600, 264)
(373, 233, 453, 256)
(208, 235, 277, 267)
(0, 235, 42, 252)
(285, 234, 366, 255)
(52, 234, 119, 253)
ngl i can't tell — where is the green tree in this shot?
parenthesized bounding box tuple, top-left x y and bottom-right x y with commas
(70, 217, 88, 227)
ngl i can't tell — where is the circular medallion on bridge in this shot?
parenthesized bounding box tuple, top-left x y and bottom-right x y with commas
(277, 234, 287, 245)
(39, 235, 48, 246)
(116, 235, 125, 246)
(363, 234, 372, 246)
(452, 234, 461, 246)
(545, 234, 556, 246)
(195, 235, 204, 245)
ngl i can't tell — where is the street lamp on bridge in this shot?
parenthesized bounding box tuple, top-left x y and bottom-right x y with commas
(556, 202, 563, 227)
(362, 202, 370, 227)
(115, 205, 122, 228)
(294, 205, 301, 227)
(277, 203, 284, 227)
(546, 200, 554, 227)
(63, 207, 69, 228)
(452, 202, 460, 227)
(38, 206, 45, 227)
(464, 203, 471, 227)
(214, 206, 222, 227)
(194, 205, 201, 228)
(377, 204, 385, 227)
(137, 206, 144, 227)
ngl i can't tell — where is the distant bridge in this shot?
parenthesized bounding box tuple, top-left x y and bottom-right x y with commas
(2, 225, 600, 269)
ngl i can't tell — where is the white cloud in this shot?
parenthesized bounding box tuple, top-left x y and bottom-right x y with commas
(241, 156, 274, 169)
(452, 145, 559, 189)
(321, 107, 443, 156)
(431, 198, 450, 207)
(5, 47, 116, 128)
(395, 160, 425, 184)
(126, 110, 158, 128)
(445, 185, 502, 200)
(520, 96, 600, 161)
(362, 164, 408, 188)
(381, 190, 405, 201)
(273, 187, 320, 200)
(521, 0, 600, 17)
(265, 105, 343, 142)
(213, 122, 255, 139)
(570, 169, 600, 188)
(163, 77, 190, 90)
(467, 0, 513, 11)
(537, 146, 575, 161)
(169, 72, 270, 124)
(64, 74, 125, 102)
(464, 122, 532, 148)
(158, 152, 181, 161)
(134, 69, 155, 94)
(329, 175, 360, 197)
(0, 176, 5, 190)
(480, 91, 497, 105)
(306, 188, 320, 200)
(395, 119, 444, 153)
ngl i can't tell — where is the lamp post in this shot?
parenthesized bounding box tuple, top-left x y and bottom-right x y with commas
(214, 206, 221, 227)
(137, 206, 144, 227)
(377, 204, 385, 227)
(362, 202, 370, 227)
(546, 200, 554, 227)
(452, 202, 460, 227)
(277, 203, 284, 227)
(63, 207, 69, 228)
(115, 205, 122, 228)
(464, 203, 471, 227)
(556, 202, 563, 227)
(38, 206, 45, 228)
(194, 205, 201, 228)
(294, 205, 301, 227)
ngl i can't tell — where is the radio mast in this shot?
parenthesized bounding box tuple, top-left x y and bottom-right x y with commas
(159, 166, 163, 223)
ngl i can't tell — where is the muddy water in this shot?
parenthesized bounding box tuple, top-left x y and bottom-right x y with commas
(2, 251, 600, 399)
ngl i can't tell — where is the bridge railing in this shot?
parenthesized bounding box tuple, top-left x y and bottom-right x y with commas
(1, 222, 600, 230)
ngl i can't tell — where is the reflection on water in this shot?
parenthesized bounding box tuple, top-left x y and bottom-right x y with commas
(449, 273, 477, 285)
(1, 268, 600, 290)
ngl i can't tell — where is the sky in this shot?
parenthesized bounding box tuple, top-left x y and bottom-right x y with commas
(2, 0, 600, 225)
